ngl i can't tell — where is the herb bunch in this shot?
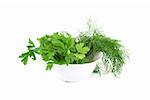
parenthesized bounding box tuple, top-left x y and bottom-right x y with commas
(19, 32, 90, 70)
(19, 20, 128, 76)
(78, 20, 128, 76)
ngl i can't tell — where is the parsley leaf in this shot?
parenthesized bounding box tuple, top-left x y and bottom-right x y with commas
(74, 54, 85, 59)
(19, 39, 38, 65)
(46, 61, 54, 70)
(75, 43, 90, 54)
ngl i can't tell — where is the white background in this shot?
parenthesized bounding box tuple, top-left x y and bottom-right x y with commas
(0, 0, 150, 100)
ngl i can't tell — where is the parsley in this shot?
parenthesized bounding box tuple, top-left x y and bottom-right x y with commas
(19, 39, 38, 65)
(19, 32, 90, 70)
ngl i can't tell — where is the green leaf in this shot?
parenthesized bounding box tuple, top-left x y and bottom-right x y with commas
(66, 38, 74, 48)
(27, 39, 35, 50)
(51, 39, 64, 49)
(46, 61, 54, 70)
(65, 53, 76, 64)
(70, 47, 76, 52)
(65, 56, 70, 64)
(75, 43, 90, 54)
(19, 39, 38, 65)
(29, 51, 36, 60)
(42, 52, 54, 61)
(67, 50, 71, 55)
(81, 47, 90, 54)
(19, 52, 29, 65)
(76, 43, 84, 51)
(29, 39, 35, 46)
(74, 53, 85, 59)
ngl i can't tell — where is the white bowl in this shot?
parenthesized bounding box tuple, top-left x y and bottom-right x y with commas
(52, 55, 101, 82)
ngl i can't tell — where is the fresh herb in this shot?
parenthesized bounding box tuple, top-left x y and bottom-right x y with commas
(19, 32, 90, 70)
(78, 19, 128, 76)
(19, 39, 39, 65)
(19, 20, 128, 76)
